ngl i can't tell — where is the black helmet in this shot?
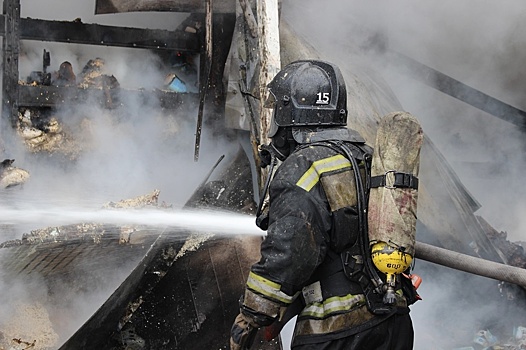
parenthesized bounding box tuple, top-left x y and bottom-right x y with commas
(266, 60, 348, 142)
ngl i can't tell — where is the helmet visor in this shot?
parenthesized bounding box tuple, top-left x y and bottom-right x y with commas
(265, 90, 280, 137)
(267, 108, 280, 137)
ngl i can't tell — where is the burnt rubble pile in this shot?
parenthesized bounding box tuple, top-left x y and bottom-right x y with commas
(16, 108, 82, 160)
(76, 58, 120, 90)
(0, 223, 107, 248)
(23, 56, 120, 90)
(15, 56, 122, 162)
(479, 217, 526, 270)
(0, 189, 169, 249)
(452, 327, 526, 350)
(23, 50, 198, 93)
(0, 190, 173, 350)
(102, 189, 169, 210)
(4, 50, 199, 192)
(446, 216, 526, 350)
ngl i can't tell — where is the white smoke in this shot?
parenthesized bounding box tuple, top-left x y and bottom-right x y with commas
(283, 1, 526, 242)
(282, 0, 526, 348)
(2, 0, 526, 348)
(4, 1, 235, 208)
(0, 1, 243, 347)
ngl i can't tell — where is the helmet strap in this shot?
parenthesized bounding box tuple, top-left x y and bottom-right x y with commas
(269, 127, 296, 161)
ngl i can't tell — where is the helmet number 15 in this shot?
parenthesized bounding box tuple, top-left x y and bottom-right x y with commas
(316, 92, 330, 105)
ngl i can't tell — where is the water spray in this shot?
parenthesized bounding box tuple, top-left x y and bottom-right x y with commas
(0, 206, 265, 238)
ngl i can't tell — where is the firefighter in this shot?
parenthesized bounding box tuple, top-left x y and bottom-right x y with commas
(230, 60, 417, 350)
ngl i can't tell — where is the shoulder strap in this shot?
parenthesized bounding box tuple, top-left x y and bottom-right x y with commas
(326, 141, 399, 315)
(296, 140, 371, 159)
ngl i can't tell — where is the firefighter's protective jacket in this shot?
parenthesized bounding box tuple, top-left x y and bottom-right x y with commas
(243, 140, 409, 346)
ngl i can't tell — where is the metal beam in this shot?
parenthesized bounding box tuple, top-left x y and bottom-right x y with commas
(390, 50, 526, 130)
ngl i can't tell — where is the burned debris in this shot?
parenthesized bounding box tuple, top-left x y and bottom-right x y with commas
(479, 216, 526, 270)
(0, 189, 178, 350)
(15, 107, 81, 161)
(450, 327, 526, 349)
(102, 189, 165, 210)
(57, 148, 265, 350)
(0, 189, 169, 248)
(0, 159, 29, 188)
(77, 58, 119, 90)
(0, 302, 57, 350)
(53, 61, 76, 87)
(11, 47, 202, 167)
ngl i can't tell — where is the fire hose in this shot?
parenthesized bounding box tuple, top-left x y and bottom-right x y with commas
(415, 241, 526, 288)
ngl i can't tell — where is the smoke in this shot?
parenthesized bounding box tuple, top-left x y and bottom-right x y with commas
(4, 6, 234, 208)
(2, 0, 526, 348)
(6, 40, 232, 218)
(283, 1, 526, 234)
(0, 1, 244, 348)
(283, 0, 526, 239)
(0, 252, 142, 347)
(282, 0, 526, 348)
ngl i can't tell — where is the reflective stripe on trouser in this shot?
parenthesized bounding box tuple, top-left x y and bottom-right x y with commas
(299, 293, 365, 318)
(294, 298, 375, 337)
(294, 290, 408, 337)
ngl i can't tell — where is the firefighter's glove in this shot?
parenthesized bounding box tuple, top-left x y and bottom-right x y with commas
(230, 302, 276, 350)
(230, 312, 259, 350)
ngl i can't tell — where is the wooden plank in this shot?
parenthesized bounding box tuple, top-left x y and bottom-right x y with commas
(256, 0, 280, 150)
(0, 15, 199, 51)
(238, 0, 257, 38)
(2, 0, 21, 125)
(255, 0, 280, 192)
(17, 85, 199, 110)
(194, 0, 213, 161)
(95, 0, 236, 14)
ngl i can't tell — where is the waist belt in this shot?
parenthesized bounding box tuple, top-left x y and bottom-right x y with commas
(307, 249, 365, 300)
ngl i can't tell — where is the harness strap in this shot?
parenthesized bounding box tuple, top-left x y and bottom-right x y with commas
(297, 140, 394, 315)
(370, 171, 419, 190)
